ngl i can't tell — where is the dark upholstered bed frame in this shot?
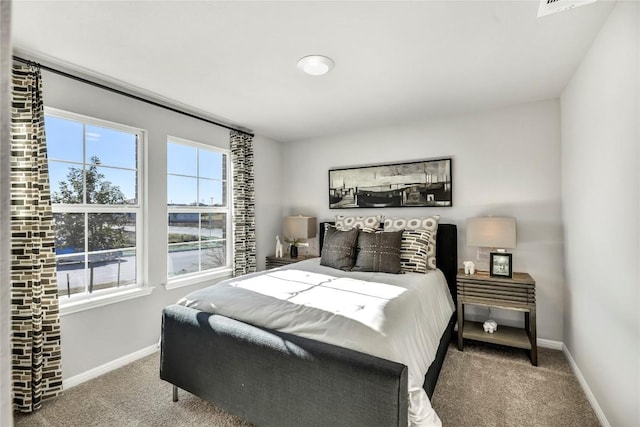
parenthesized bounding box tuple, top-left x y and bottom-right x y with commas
(160, 223, 457, 427)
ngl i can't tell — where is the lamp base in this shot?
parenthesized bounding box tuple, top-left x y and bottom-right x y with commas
(476, 247, 490, 272)
(290, 245, 298, 258)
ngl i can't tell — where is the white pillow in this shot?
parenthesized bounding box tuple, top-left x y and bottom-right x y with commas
(335, 215, 384, 231)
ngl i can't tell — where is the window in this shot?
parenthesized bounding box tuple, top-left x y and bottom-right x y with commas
(167, 137, 231, 281)
(45, 109, 144, 302)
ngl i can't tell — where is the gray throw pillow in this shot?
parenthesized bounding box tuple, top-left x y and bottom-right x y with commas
(320, 226, 359, 271)
(352, 230, 403, 274)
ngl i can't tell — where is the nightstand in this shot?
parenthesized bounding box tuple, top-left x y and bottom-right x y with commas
(456, 269, 537, 365)
(265, 254, 314, 270)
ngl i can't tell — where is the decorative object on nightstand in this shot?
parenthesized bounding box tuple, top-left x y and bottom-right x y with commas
(466, 216, 516, 278)
(283, 215, 317, 258)
(457, 269, 537, 365)
(482, 319, 498, 333)
(490, 252, 512, 278)
(463, 261, 475, 275)
(275, 235, 284, 258)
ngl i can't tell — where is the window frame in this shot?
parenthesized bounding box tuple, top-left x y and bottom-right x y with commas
(45, 107, 149, 314)
(166, 135, 233, 289)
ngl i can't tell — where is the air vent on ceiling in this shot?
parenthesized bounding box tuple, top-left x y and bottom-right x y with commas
(537, 0, 597, 17)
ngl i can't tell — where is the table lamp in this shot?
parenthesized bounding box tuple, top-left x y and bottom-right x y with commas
(283, 215, 317, 258)
(466, 217, 516, 275)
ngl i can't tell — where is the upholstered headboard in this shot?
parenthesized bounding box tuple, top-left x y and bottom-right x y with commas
(319, 222, 458, 305)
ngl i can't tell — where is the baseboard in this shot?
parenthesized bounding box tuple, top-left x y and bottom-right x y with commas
(63, 344, 159, 390)
(563, 345, 611, 427)
(537, 338, 563, 350)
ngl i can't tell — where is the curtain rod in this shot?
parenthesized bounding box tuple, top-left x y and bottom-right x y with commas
(12, 55, 254, 137)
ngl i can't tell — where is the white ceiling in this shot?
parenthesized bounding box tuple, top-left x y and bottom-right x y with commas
(12, 1, 615, 142)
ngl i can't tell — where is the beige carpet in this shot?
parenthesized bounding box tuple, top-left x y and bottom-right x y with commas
(15, 342, 599, 426)
(431, 342, 600, 426)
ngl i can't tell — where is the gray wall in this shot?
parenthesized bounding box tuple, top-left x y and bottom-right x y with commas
(40, 69, 282, 379)
(254, 135, 283, 271)
(282, 99, 564, 341)
(561, 2, 639, 426)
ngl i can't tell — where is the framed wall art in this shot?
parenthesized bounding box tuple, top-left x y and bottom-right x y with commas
(490, 252, 513, 278)
(329, 158, 452, 209)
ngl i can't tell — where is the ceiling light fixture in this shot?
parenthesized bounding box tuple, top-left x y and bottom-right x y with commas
(297, 55, 334, 76)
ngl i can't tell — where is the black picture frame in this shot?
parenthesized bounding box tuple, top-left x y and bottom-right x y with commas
(328, 158, 452, 209)
(490, 252, 513, 278)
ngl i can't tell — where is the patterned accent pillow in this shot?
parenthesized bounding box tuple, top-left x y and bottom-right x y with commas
(400, 230, 432, 273)
(385, 216, 440, 270)
(320, 226, 360, 271)
(335, 215, 384, 231)
(352, 230, 403, 274)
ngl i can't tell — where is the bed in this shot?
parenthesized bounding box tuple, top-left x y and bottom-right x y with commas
(160, 222, 457, 427)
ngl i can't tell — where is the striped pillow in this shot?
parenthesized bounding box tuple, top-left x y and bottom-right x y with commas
(385, 216, 439, 270)
(400, 230, 432, 273)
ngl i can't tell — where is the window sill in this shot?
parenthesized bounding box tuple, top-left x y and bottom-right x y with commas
(60, 287, 154, 317)
(165, 268, 233, 291)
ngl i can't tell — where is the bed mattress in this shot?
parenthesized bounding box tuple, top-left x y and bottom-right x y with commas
(178, 258, 454, 427)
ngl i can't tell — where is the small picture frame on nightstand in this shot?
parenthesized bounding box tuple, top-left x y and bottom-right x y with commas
(490, 252, 512, 278)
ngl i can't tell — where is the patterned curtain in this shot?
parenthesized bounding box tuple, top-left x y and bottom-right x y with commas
(230, 130, 256, 276)
(10, 65, 63, 412)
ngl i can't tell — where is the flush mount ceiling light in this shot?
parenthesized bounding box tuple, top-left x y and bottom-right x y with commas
(297, 55, 334, 76)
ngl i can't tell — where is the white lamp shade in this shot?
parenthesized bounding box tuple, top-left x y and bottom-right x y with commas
(283, 216, 317, 241)
(466, 217, 516, 249)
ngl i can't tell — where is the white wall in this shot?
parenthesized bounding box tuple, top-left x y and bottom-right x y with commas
(561, 2, 639, 426)
(254, 135, 283, 271)
(39, 69, 282, 379)
(282, 99, 563, 341)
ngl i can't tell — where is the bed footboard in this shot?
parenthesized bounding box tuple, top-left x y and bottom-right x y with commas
(160, 304, 408, 427)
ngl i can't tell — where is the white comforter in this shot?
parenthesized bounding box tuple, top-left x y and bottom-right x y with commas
(178, 258, 455, 427)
